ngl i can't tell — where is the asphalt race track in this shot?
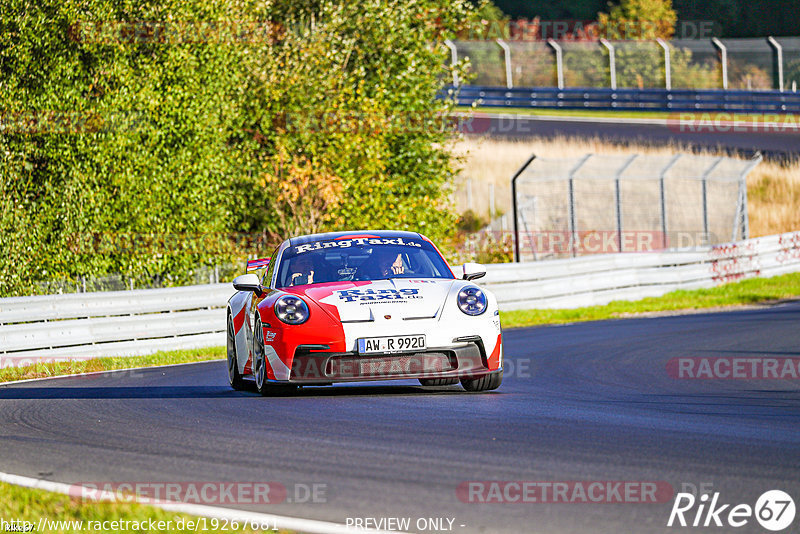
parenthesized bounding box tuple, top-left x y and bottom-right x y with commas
(467, 113, 800, 161)
(1, 303, 800, 533)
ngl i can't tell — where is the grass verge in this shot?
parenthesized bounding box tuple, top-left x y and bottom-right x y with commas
(501, 272, 800, 328)
(0, 346, 225, 384)
(0, 480, 283, 533)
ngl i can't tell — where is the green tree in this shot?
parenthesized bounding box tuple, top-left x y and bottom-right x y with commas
(598, 0, 677, 40)
(0, 0, 476, 296)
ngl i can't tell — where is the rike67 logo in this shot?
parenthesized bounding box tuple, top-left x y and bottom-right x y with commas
(667, 490, 796, 531)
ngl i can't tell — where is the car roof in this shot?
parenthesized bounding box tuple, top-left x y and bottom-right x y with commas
(286, 230, 426, 247)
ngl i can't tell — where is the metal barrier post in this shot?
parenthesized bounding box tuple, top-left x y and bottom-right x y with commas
(496, 39, 513, 89)
(600, 39, 617, 90)
(518, 196, 539, 262)
(444, 39, 459, 87)
(767, 37, 784, 92)
(701, 157, 724, 243)
(614, 155, 638, 252)
(659, 154, 681, 248)
(489, 182, 496, 218)
(711, 38, 728, 90)
(568, 155, 592, 257)
(511, 154, 538, 262)
(656, 38, 672, 90)
(547, 39, 565, 90)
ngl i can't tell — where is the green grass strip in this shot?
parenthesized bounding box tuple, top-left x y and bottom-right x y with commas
(0, 480, 289, 533)
(0, 347, 225, 384)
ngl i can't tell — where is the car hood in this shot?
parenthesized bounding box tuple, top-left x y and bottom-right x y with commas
(296, 279, 455, 322)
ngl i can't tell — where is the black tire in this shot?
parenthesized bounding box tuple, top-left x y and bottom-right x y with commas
(227, 312, 246, 391)
(461, 370, 503, 392)
(253, 317, 297, 397)
(419, 378, 459, 386)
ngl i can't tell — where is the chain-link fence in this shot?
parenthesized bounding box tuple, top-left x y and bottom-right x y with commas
(452, 38, 800, 91)
(511, 153, 762, 261)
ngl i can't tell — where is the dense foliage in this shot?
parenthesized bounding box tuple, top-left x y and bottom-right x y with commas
(491, 0, 799, 39)
(0, 0, 475, 296)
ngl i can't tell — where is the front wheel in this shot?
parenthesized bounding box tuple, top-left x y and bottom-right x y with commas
(227, 313, 245, 391)
(253, 317, 297, 397)
(461, 370, 503, 392)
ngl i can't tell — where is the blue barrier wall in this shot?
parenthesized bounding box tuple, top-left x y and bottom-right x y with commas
(448, 85, 800, 113)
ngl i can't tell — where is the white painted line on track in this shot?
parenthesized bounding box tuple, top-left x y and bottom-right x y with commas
(0, 471, 407, 534)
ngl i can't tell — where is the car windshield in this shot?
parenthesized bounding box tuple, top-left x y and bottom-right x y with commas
(275, 236, 454, 288)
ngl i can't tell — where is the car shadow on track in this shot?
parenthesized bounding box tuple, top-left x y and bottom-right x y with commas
(0, 386, 240, 399)
(256, 384, 482, 398)
(0, 383, 490, 399)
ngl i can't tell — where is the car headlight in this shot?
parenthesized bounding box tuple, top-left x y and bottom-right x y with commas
(457, 286, 487, 316)
(274, 295, 310, 325)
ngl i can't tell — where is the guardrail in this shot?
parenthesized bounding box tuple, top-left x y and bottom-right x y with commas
(1, 231, 799, 367)
(482, 231, 800, 310)
(0, 285, 230, 368)
(450, 85, 800, 113)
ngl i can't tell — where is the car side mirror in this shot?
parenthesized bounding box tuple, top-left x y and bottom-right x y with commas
(233, 273, 264, 296)
(462, 262, 486, 281)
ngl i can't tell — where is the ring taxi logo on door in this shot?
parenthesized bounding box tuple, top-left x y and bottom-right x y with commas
(667, 489, 796, 531)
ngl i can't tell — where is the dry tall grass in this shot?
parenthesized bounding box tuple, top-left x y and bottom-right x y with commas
(452, 137, 800, 237)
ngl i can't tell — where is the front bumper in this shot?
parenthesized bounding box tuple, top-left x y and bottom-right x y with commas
(287, 340, 491, 383)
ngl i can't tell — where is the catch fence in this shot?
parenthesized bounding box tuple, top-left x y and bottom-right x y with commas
(511, 152, 762, 261)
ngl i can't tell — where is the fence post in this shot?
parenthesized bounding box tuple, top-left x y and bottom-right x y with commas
(614, 155, 638, 252)
(547, 39, 565, 90)
(600, 39, 617, 90)
(568, 154, 593, 257)
(511, 154, 538, 262)
(767, 37, 784, 92)
(496, 39, 513, 89)
(659, 154, 682, 249)
(732, 153, 762, 240)
(518, 196, 539, 262)
(489, 182, 496, 218)
(444, 39, 459, 87)
(711, 38, 728, 90)
(701, 157, 725, 244)
(656, 38, 672, 91)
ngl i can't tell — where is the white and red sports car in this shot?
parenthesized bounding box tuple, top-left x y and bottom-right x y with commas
(226, 230, 503, 394)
